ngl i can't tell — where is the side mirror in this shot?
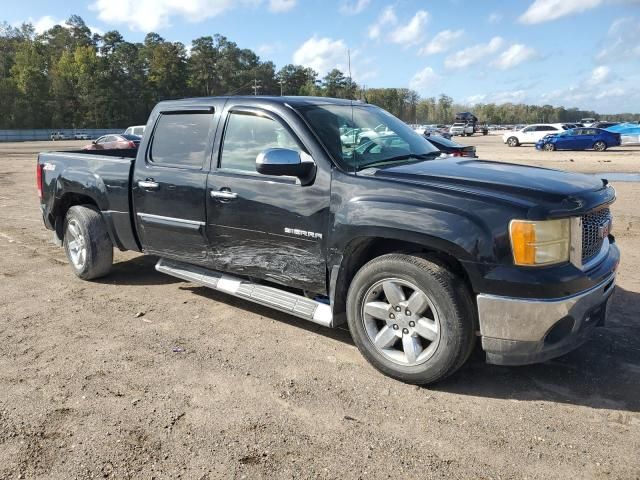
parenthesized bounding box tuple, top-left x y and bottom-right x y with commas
(256, 148, 315, 184)
(92, 140, 97, 144)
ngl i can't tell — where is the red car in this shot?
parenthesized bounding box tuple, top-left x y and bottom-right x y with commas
(83, 134, 141, 150)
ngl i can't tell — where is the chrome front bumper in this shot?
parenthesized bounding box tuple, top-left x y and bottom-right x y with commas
(477, 272, 616, 366)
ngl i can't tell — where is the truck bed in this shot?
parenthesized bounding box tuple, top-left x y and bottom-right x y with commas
(38, 149, 139, 251)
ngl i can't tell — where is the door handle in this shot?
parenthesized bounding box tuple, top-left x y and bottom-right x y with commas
(210, 189, 238, 200)
(138, 180, 159, 190)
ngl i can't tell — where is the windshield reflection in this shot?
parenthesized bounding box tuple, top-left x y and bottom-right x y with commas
(298, 104, 440, 171)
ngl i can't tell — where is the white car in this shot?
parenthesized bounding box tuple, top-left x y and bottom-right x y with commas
(449, 123, 474, 136)
(50, 131, 70, 141)
(340, 125, 393, 147)
(503, 124, 566, 147)
(124, 125, 145, 136)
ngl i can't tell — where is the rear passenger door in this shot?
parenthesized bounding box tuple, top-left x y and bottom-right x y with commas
(132, 106, 218, 262)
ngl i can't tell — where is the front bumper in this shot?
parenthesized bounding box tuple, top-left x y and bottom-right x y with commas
(477, 272, 616, 366)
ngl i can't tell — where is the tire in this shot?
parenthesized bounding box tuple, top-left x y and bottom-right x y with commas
(63, 205, 113, 280)
(543, 143, 555, 151)
(346, 254, 475, 385)
(507, 136, 519, 147)
(593, 141, 607, 152)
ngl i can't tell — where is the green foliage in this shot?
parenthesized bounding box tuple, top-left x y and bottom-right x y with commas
(0, 15, 637, 129)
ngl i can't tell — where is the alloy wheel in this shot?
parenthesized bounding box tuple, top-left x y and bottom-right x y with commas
(361, 278, 441, 366)
(66, 219, 87, 269)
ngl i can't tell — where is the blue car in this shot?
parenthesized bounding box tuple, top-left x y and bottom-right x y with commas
(536, 127, 621, 152)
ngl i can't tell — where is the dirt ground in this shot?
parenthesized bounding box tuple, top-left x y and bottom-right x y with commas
(0, 138, 639, 480)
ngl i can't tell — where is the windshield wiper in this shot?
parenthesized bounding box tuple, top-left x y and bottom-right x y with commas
(356, 152, 441, 170)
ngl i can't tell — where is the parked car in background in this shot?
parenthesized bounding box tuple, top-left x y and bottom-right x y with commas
(536, 128, 622, 152)
(124, 125, 146, 136)
(449, 122, 474, 136)
(83, 134, 141, 150)
(73, 132, 91, 140)
(503, 124, 564, 147)
(50, 131, 70, 141)
(426, 135, 477, 158)
(581, 118, 596, 127)
(591, 121, 619, 129)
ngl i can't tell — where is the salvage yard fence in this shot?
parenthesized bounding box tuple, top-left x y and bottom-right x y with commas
(0, 129, 125, 142)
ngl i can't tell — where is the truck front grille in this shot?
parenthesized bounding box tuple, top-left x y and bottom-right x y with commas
(581, 207, 611, 263)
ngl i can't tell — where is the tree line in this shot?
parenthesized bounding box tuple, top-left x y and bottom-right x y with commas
(0, 16, 637, 130)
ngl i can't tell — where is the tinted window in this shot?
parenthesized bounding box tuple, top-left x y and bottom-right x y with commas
(150, 113, 213, 168)
(220, 112, 300, 172)
(523, 126, 535, 132)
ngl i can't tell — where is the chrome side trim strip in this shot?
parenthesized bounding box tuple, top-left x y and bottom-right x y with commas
(155, 258, 334, 328)
(137, 212, 205, 226)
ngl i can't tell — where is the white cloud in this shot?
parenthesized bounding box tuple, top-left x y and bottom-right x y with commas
(587, 65, 611, 85)
(91, 0, 264, 31)
(368, 6, 397, 40)
(292, 36, 349, 76)
(519, 0, 602, 24)
(487, 12, 503, 24)
(339, 0, 371, 15)
(444, 37, 504, 69)
(464, 90, 528, 105)
(389, 10, 429, 46)
(18, 16, 103, 36)
(409, 66, 439, 92)
(596, 17, 640, 63)
(30, 15, 64, 34)
(491, 44, 538, 69)
(268, 0, 296, 12)
(418, 29, 463, 56)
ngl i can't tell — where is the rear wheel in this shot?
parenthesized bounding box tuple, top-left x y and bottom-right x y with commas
(507, 136, 519, 147)
(593, 141, 607, 151)
(346, 254, 475, 385)
(543, 143, 555, 151)
(63, 206, 113, 280)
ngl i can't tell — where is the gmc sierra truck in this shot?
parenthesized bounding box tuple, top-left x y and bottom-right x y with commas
(37, 96, 619, 384)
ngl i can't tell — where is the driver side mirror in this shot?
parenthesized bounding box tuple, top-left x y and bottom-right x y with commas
(256, 148, 316, 184)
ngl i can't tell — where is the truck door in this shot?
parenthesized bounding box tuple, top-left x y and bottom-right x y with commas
(132, 107, 217, 262)
(205, 105, 330, 294)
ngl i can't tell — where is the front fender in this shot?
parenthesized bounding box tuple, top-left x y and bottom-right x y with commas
(330, 197, 494, 263)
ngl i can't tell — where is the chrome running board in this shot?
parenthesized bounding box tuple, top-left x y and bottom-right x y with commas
(155, 258, 334, 328)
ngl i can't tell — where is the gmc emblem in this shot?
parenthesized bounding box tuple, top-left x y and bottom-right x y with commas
(599, 219, 612, 239)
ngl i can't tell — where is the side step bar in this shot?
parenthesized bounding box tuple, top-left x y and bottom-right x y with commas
(155, 258, 335, 328)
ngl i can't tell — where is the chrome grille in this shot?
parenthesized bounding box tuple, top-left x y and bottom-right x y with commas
(581, 207, 611, 262)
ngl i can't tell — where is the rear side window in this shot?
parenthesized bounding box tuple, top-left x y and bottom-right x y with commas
(219, 111, 300, 172)
(150, 113, 214, 168)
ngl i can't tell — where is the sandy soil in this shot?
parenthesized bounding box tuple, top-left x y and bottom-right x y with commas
(0, 138, 639, 479)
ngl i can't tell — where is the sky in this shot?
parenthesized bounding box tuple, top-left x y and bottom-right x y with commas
(6, 0, 640, 113)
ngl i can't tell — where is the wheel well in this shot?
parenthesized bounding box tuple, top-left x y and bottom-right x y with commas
(332, 237, 474, 318)
(53, 193, 99, 240)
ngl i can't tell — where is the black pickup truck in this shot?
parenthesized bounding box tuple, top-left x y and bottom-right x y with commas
(37, 96, 619, 384)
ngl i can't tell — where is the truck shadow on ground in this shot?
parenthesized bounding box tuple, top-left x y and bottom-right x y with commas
(103, 256, 640, 413)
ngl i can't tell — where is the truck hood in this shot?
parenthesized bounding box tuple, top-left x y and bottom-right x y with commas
(367, 158, 612, 216)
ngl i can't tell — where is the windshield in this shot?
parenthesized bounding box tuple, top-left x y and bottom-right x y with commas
(297, 104, 440, 171)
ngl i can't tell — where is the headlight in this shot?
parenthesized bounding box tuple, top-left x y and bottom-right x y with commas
(509, 219, 570, 266)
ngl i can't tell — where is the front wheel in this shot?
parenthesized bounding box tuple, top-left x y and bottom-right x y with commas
(63, 205, 113, 280)
(543, 143, 555, 151)
(346, 254, 475, 385)
(593, 141, 607, 151)
(507, 136, 519, 147)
